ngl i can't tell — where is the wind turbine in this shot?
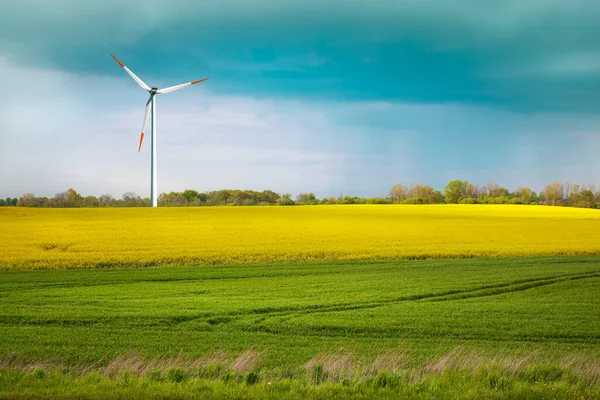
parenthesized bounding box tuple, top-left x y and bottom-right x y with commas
(111, 54, 208, 207)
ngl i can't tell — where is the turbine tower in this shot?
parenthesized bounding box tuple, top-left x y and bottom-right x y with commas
(111, 54, 208, 207)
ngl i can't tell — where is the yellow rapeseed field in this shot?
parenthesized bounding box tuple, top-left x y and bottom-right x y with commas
(1, 205, 599, 269)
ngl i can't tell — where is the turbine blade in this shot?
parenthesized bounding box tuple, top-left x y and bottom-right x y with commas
(111, 54, 151, 92)
(138, 97, 152, 152)
(157, 78, 208, 94)
(138, 132, 145, 152)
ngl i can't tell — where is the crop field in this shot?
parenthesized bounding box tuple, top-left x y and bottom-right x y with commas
(1, 205, 600, 269)
(1, 205, 600, 398)
(1, 256, 600, 398)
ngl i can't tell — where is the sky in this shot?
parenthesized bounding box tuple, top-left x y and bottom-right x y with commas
(1, 0, 599, 199)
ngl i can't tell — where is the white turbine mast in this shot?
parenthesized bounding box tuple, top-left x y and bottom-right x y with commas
(111, 54, 208, 207)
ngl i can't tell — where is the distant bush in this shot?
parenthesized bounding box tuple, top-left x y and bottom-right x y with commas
(459, 198, 479, 204)
(401, 197, 424, 204)
(365, 197, 391, 204)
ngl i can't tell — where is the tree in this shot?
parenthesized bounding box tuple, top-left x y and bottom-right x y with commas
(83, 196, 100, 207)
(341, 196, 358, 204)
(405, 183, 440, 203)
(365, 197, 390, 204)
(99, 194, 114, 207)
(182, 189, 199, 202)
(65, 188, 83, 207)
(466, 183, 481, 199)
(489, 187, 510, 198)
(389, 184, 408, 203)
(460, 197, 478, 204)
(541, 181, 564, 206)
(0, 199, 4, 206)
(196, 193, 208, 203)
(212, 190, 231, 205)
(515, 187, 535, 204)
(257, 190, 280, 204)
(428, 190, 444, 204)
(578, 190, 596, 208)
(482, 182, 500, 197)
(402, 197, 424, 204)
(407, 182, 424, 199)
(17, 193, 39, 207)
(54, 191, 67, 207)
(276, 193, 294, 206)
(122, 192, 141, 206)
(444, 180, 468, 204)
(296, 193, 317, 204)
(564, 182, 574, 202)
(319, 196, 339, 204)
(234, 190, 254, 204)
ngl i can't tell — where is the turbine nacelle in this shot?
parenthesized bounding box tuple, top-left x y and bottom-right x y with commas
(150, 87, 158, 95)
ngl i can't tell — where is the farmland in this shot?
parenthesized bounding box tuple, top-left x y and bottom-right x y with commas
(1, 206, 600, 398)
(1, 205, 600, 269)
(1, 257, 600, 398)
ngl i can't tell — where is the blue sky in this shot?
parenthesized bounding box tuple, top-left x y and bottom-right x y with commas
(1, 0, 599, 198)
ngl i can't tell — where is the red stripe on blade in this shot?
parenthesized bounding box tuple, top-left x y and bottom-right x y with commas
(138, 132, 145, 152)
(111, 54, 125, 68)
(191, 78, 209, 84)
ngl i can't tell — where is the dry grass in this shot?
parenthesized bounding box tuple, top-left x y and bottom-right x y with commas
(561, 356, 600, 385)
(1, 350, 252, 378)
(370, 349, 408, 373)
(0, 353, 16, 369)
(102, 353, 191, 377)
(2, 348, 599, 385)
(0, 346, 600, 385)
(231, 349, 261, 374)
(0, 353, 69, 373)
(424, 347, 464, 374)
(492, 354, 538, 374)
(424, 347, 539, 375)
(190, 350, 229, 369)
(304, 350, 356, 380)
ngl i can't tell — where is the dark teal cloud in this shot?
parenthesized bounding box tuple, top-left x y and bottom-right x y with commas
(2, 0, 600, 112)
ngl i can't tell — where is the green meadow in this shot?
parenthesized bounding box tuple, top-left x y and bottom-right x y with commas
(1, 257, 599, 398)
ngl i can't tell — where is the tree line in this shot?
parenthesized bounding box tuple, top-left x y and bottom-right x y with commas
(390, 180, 600, 208)
(0, 189, 150, 208)
(1, 180, 599, 208)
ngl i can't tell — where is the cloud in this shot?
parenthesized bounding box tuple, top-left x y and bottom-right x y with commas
(1, 51, 599, 201)
(0, 56, 417, 198)
(2, 1, 600, 112)
(494, 52, 600, 78)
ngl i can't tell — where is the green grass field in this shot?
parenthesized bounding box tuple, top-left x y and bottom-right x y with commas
(1, 256, 599, 398)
